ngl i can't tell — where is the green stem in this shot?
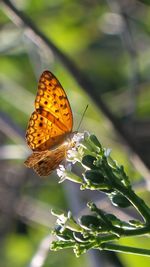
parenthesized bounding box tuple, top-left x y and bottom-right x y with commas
(90, 203, 150, 237)
(113, 224, 150, 236)
(100, 243, 150, 257)
(114, 181, 150, 223)
(104, 163, 150, 222)
(97, 234, 118, 243)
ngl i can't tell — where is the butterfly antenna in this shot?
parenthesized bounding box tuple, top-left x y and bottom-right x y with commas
(77, 104, 89, 131)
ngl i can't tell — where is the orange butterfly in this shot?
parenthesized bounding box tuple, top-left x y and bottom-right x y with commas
(24, 71, 73, 176)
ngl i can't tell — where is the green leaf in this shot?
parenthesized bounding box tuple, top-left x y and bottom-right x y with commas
(110, 193, 131, 208)
(89, 134, 102, 149)
(55, 229, 75, 242)
(73, 232, 90, 243)
(84, 170, 106, 184)
(79, 215, 105, 230)
(82, 155, 97, 169)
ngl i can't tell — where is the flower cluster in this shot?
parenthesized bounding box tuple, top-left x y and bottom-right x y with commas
(57, 131, 131, 198)
(50, 203, 118, 257)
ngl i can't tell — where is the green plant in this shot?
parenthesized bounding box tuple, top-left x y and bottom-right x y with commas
(50, 132, 150, 257)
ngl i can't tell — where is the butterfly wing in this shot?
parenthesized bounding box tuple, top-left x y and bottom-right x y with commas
(24, 150, 50, 168)
(25, 71, 73, 176)
(33, 143, 69, 176)
(26, 71, 73, 152)
(35, 71, 73, 132)
(26, 111, 69, 151)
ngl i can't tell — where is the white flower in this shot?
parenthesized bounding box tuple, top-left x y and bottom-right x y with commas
(104, 148, 112, 157)
(57, 165, 66, 179)
(65, 132, 85, 164)
(57, 164, 83, 184)
(72, 132, 84, 144)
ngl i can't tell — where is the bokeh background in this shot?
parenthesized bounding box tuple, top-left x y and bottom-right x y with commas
(0, 0, 150, 266)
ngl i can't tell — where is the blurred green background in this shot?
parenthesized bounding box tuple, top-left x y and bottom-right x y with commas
(0, 0, 150, 267)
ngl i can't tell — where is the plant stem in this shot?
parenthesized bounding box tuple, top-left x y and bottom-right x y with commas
(114, 181, 150, 223)
(101, 242, 150, 257)
(115, 224, 150, 236)
(105, 163, 150, 222)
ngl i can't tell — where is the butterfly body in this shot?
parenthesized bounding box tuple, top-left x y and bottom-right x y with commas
(25, 71, 73, 176)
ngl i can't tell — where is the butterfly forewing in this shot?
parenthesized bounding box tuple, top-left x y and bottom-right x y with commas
(35, 71, 73, 132)
(26, 111, 68, 151)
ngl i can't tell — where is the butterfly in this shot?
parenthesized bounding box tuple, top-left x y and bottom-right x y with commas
(24, 70, 73, 176)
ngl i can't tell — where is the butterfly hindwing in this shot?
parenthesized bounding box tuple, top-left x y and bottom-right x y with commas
(24, 150, 50, 168)
(33, 144, 67, 176)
